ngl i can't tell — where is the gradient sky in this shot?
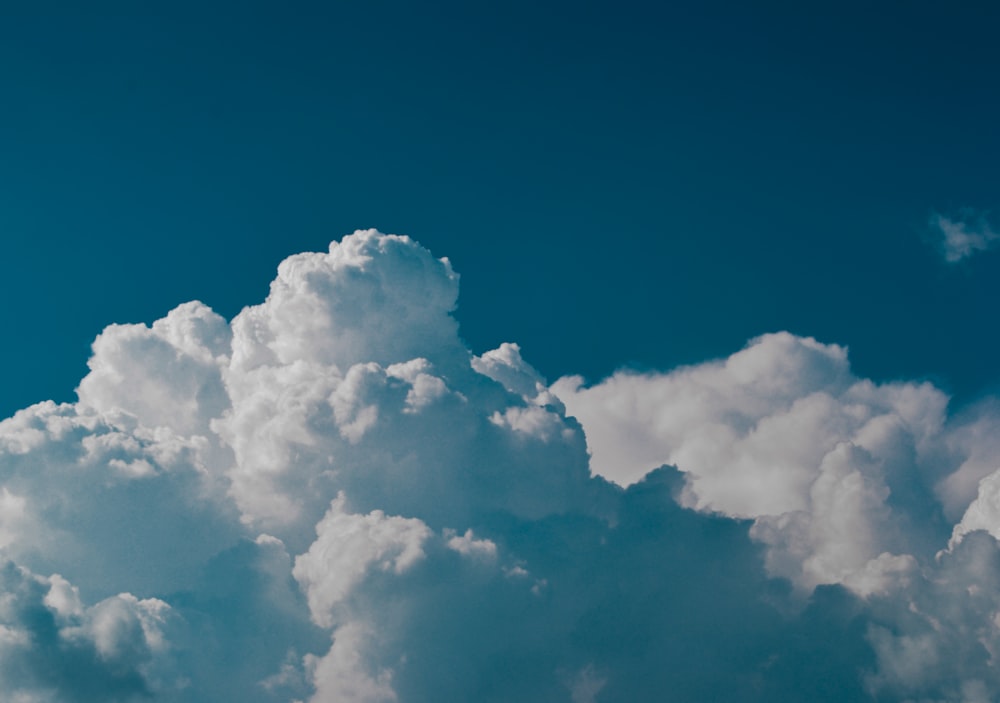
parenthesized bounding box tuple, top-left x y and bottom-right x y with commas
(3, 0, 1000, 418)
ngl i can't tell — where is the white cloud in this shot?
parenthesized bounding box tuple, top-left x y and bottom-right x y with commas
(228, 230, 462, 374)
(293, 493, 434, 629)
(0, 562, 174, 701)
(950, 469, 1000, 547)
(551, 332, 858, 500)
(864, 531, 1000, 700)
(932, 211, 1000, 263)
(444, 529, 498, 562)
(77, 301, 231, 436)
(4, 229, 1000, 701)
(305, 621, 398, 703)
(550, 331, 998, 594)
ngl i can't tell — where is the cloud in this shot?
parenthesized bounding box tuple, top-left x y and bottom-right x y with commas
(293, 493, 434, 629)
(864, 531, 1000, 700)
(0, 561, 172, 702)
(550, 332, 997, 594)
(3, 229, 1000, 700)
(932, 211, 1000, 263)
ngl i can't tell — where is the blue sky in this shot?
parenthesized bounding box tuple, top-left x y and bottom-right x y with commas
(3, 3, 1000, 702)
(3, 0, 1000, 417)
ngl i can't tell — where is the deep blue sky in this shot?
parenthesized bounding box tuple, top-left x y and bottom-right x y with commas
(2, 0, 999, 419)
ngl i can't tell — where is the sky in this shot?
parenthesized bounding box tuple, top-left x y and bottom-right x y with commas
(3, 0, 1000, 416)
(3, 2, 1000, 702)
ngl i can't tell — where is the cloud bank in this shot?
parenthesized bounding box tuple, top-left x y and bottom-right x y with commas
(3, 229, 1000, 701)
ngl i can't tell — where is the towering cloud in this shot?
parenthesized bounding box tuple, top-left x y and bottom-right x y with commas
(1, 229, 1000, 701)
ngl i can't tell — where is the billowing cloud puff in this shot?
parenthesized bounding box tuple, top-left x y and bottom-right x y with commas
(3, 229, 1000, 701)
(0, 562, 171, 702)
(294, 493, 434, 629)
(551, 332, 998, 593)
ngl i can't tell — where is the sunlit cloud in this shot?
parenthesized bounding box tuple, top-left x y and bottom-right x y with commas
(2, 230, 1000, 701)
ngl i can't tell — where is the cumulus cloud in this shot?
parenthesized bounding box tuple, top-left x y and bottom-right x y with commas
(3, 228, 1000, 701)
(293, 493, 434, 629)
(0, 562, 172, 702)
(551, 332, 991, 593)
(932, 211, 1000, 263)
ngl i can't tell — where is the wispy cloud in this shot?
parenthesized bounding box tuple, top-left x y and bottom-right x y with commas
(932, 211, 1000, 263)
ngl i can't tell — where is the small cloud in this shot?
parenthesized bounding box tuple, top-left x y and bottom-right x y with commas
(932, 211, 1000, 263)
(566, 664, 607, 703)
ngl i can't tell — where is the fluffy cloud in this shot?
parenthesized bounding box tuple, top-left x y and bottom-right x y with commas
(3, 229, 1000, 701)
(293, 493, 434, 629)
(0, 562, 172, 702)
(551, 332, 992, 593)
(553, 329, 1000, 699)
